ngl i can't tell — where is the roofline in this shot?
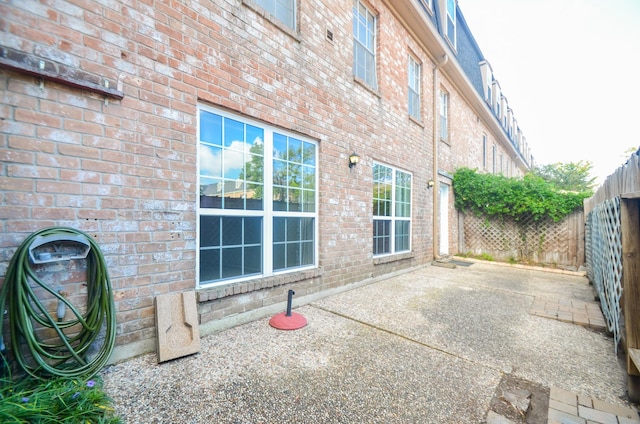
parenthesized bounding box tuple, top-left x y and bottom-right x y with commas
(383, 0, 530, 170)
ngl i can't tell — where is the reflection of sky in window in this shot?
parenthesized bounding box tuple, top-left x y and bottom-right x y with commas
(200, 111, 264, 180)
(200, 139, 263, 180)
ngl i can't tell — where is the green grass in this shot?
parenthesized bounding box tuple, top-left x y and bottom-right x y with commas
(0, 373, 121, 423)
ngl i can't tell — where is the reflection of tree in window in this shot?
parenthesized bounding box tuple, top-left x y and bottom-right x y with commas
(238, 142, 264, 209)
(273, 136, 315, 212)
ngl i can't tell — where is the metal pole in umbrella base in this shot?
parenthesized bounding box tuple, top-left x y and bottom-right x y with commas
(269, 290, 307, 330)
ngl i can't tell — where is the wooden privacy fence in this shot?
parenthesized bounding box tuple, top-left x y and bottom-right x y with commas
(459, 211, 584, 268)
(583, 149, 640, 400)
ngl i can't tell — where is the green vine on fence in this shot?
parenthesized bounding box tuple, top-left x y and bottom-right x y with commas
(452, 168, 590, 222)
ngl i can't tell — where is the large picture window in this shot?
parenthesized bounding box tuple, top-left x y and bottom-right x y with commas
(198, 106, 317, 287)
(373, 163, 412, 256)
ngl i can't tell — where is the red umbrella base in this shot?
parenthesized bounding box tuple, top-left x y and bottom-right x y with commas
(269, 312, 307, 330)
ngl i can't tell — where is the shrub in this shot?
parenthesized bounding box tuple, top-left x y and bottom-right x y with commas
(452, 168, 589, 222)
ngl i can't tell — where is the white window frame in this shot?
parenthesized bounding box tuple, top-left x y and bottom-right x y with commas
(251, 0, 296, 30)
(408, 55, 421, 120)
(353, 0, 378, 89)
(373, 163, 412, 256)
(197, 105, 318, 288)
(419, 0, 433, 13)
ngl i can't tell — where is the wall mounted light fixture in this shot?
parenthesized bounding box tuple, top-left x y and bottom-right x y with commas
(427, 179, 435, 189)
(348, 152, 360, 168)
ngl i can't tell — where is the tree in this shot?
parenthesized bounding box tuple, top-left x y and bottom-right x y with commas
(531, 160, 596, 194)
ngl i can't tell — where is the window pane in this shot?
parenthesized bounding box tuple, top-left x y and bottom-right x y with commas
(200, 216, 220, 247)
(395, 220, 410, 252)
(288, 188, 301, 212)
(373, 219, 391, 255)
(273, 244, 285, 270)
(273, 133, 287, 159)
(221, 247, 242, 279)
(200, 111, 222, 145)
(222, 217, 243, 246)
(199, 145, 222, 178)
(303, 141, 315, 165)
(302, 165, 315, 189)
(244, 218, 262, 244)
(200, 177, 222, 208)
(286, 243, 301, 268)
(200, 248, 220, 282)
(244, 246, 262, 274)
(301, 241, 313, 266)
(286, 217, 301, 240)
(288, 137, 302, 162)
(273, 217, 286, 242)
(288, 163, 301, 187)
(301, 218, 313, 240)
(303, 190, 315, 212)
(246, 183, 263, 210)
(245, 153, 264, 184)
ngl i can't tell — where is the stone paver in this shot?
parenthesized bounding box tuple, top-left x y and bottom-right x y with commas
(548, 387, 640, 424)
(530, 297, 608, 331)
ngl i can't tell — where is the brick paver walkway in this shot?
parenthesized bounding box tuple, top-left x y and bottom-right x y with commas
(530, 297, 608, 332)
(548, 387, 640, 423)
(529, 297, 639, 423)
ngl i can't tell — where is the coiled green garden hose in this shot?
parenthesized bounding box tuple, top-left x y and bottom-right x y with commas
(0, 227, 116, 379)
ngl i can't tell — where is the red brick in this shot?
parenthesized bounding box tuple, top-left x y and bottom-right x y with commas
(36, 180, 82, 195)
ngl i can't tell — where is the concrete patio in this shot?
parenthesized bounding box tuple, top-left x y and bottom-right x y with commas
(101, 260, 639, 423)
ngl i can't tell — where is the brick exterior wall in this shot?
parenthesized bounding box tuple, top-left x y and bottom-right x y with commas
(0, 0, 529, 361)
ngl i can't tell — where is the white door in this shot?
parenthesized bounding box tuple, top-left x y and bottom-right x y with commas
(439, 184, 449, 255)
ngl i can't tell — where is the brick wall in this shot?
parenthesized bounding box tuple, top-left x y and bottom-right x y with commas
(0, 0, 522, 361)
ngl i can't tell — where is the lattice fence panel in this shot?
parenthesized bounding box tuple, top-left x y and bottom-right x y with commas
(462, 213, 576, 265)
(586, 198, 623, 350)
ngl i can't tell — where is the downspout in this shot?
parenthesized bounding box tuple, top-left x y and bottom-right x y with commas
(432, 54, 448, 260)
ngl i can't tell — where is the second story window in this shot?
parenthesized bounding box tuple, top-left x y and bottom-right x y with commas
(353, 0, 377, 89)
(439, 90, 449, 142)
(446, 0, 456, 46)
(408, 56, 421, 120)
(253, 0, 296, 30)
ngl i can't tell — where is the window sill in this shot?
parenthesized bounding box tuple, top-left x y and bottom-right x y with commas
(409, 115, 424, 128)
(353, 76, 381, 98)
(242, 0, 301, 42)
(196, 267, 322, 302)
(373, 251, 414, 265)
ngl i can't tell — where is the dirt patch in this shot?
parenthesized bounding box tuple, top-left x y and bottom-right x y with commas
(488, 374, 550, 423)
